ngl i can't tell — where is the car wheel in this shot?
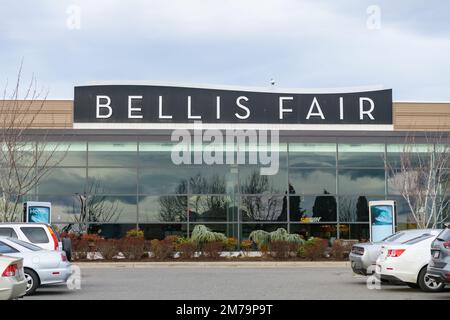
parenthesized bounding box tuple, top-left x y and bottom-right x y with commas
(406, 282, 419, 289)
(24, 268, 40, 296)
(62, 237, 72, 261)
(418, 267, 445, 292)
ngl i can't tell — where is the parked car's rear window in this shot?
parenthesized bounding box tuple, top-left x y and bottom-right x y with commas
(403, 234, 434, 245)
(0, 227, 18, 239)
(7, 238, 42, 251)
(437, 228, 450, 241)
(20, 227, 49, 244)
(0, 241, 19, 254)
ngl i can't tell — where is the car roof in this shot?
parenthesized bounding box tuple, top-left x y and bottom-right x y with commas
(0, 223, 49, 226)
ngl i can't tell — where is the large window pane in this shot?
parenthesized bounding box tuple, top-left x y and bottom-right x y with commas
(88, 224, 136, 239)
(189, 196, 236, 222)
(339, 196, 384, 222)
(139, 167, 188, 194)
(240, 195, 285, 222)
(289, 168, 336, 194)
(338, 144, 385, 168)
(289, 143, 336, 168)
(338, 224, 369, 241)
(386, 144, 433, 168)
(39, 142, 87, 167)
(239, 166, 287, 194)
(88, 168, 137, 194)
(38, 195, 81, 223)
(289, 195, 337, 223)
(187, 166, 238, 194)
(38, 168, 86, 195)
(88, 196, 137, 223)
(139, 224, 187, 240)
(338, 169, 386, 195)
(139, 142, 177, 166)
(89, 142, 137, 167)
(138, 196, 187, 222)
(290, 224, 337, 240)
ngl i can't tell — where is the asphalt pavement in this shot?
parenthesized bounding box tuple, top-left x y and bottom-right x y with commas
(24, 263, 450, 300)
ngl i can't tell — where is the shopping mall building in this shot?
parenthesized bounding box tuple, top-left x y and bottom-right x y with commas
(12, 83, 450, 241)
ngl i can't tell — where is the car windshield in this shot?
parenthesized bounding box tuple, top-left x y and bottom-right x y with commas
(7, 237, 43, 251)
(436, 228, 450, 241)
(402, 233, 434, 245)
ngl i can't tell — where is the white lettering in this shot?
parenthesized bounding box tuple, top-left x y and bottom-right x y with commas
(279, 96, 293, 120)
(128, 95, 143, 119)
(96, 95, 112, 119)
(158, 96, 172, 119)
(235, 96, 250, 119)
(359, 97, 375, 120)
(306, 97, 325, 119)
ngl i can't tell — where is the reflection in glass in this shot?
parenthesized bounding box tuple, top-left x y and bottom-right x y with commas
(189, 196, 236, 222)
(338, 224, 369, 241)
(290, 224, 337, 239)
(38, 195, 81, 223)
(240, 195, 284, 222)
(386, 144, 434, 168)
(38, 168, 86, 195)
(289, 168, 336, 194)
(139, 224, 187, 240)
(139, 143, 177, 166)
(40, 142, 87, 167)
(338, 144, 385, 168)
(239, 167, 287, 194)
(339, 196, 383, 222)
(138, 196, 187, 222)
(139, 167, 188, 194)
(87, 224, 137, 239)
(87, 196, 136, 223)
(187, 166, 237, 194)
(88, 168, 137, 194)
(338, 169, 385, 195)
(89, 142, 137, 166)
(288, 194, 337, 222)
(289, 143, 336, 167)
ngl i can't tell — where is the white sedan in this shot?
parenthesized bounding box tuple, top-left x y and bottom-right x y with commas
(0, 237, 72, 295)
(376, 229, 445, 292)
(0, 254, 27, 300)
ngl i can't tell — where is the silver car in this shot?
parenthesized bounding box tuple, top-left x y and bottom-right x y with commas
(427, 224, 450, 285)
(0, 237, 72, 295)
(349, 229, 437, 276)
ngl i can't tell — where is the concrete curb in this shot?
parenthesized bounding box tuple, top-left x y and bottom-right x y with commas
(74, 261, 351, 268)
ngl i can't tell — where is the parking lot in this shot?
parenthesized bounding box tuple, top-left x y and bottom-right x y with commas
(23, 263, 450, 300)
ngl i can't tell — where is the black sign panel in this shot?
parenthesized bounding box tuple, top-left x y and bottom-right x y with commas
(74, 85, 392, 125)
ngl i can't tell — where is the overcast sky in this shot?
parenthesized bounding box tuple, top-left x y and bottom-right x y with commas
(1, 0, 449, 100)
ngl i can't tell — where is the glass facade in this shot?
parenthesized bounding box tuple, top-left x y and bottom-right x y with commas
(31, 139, 431, 242)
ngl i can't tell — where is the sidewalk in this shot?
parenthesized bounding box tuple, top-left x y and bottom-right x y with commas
(74, 261, 351, 268)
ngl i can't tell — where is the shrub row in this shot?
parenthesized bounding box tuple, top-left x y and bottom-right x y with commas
(67, 226, 352, 261)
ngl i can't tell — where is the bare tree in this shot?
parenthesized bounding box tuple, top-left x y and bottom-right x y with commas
(0, 64, 68, 222)
(71, 180, 123, 232)
(386, 133, 450, 229)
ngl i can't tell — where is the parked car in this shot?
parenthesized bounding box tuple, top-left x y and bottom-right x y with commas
(427, 224, 450, 285)
(0, 223, 72, 261)
(376, 229, 445, 292)
(349, 229, 436, 275)
(0, 254, 27, 300)
(0, 237, 72, 295)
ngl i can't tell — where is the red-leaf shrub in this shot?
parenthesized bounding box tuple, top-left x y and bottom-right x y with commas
(330, 240, 350, 260)
(202, 241, 224, 259)
(269, 241, 292, 259)
(118, 237, 146, 260)
(302, 238, 328, 261)
(96, 239, 120, 260)
(178, 242, 196, 259)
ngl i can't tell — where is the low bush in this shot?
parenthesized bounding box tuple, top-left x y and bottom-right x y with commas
(118, 237, 146, 260)
(223, 237, 238, 251)
(178, 241, 197, 259)
(149, 239, 174, 260)
(202, 241, 224, 259)
(72, 239, 89, 260)
(240, 240, 253, 252)
(96, 239, 120, 260)
(191, 225, 227, 248)
(301, 238, 328, 261)
(269, 240, 292, 259)
(330, 240, 350, 260)
(126, 228, 144, 239)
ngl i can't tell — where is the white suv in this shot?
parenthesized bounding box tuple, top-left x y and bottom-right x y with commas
(0, 223, 72, 261)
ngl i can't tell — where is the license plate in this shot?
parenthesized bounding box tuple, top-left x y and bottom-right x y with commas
(433, 250, 440, 259)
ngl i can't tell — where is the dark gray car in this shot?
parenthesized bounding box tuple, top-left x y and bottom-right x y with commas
(427, 224, 450, 284)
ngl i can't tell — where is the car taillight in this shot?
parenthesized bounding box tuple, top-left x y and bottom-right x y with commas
(388, 249, 406, 257)
(61, 252, 67, 262)
(443, 242, 450, 249)
(2, 264, 18, 277)
(47, 226, 59, 250)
